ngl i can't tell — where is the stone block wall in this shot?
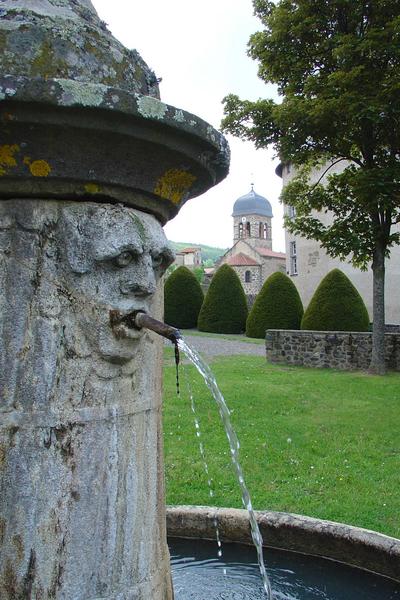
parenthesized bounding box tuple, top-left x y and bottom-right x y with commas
(265, 330, 400, 371)
(236, 265, 262, 296)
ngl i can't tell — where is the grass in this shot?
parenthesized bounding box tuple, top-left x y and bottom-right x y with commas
(163, 349, 400, 538)
(179, 329, 265, 345)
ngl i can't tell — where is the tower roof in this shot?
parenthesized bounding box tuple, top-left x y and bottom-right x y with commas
(232, 187, 273, 218)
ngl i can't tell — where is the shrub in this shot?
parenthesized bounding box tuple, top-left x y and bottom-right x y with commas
(246, 272, 303, 338)
(197, 264, 248, 333)
(164, 266, 204, 329)
(193, 266, 205, 284)
(301, 268, 370, 331)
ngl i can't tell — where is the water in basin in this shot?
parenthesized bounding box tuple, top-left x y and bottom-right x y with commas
(169, 537, 400, 600)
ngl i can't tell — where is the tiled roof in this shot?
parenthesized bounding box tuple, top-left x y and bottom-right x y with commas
(180, 247, 201, 253)
(256, 247, 286, 259)
(226, 253, 260, 266)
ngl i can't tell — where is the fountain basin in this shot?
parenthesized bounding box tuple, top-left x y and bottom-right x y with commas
(167, 506, 400, 597)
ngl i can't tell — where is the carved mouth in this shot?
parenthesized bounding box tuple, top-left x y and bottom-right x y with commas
(109, 309, 144, 340)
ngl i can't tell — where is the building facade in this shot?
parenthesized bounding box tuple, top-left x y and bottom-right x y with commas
(173, 246, 202, 268)
(277, 162, 400, 324)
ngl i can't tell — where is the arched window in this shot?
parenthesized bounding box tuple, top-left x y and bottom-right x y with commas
(263, 223, 271, 239)
(246, 221, 251, 237)
(245, 270, 251, 283)
(239, 223, 243, 238)
(259, 222, 263, 238)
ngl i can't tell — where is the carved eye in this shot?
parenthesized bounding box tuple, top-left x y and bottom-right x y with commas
(115, 251, 134, 268)
(152, 253, 164, 269)
(152, 249, 174, 271)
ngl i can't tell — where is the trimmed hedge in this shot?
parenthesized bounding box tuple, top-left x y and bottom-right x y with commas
(197, 264, 248, 333)
(301, 268, 370, 331)
(164, 266, 204, 329)
(246, 272, 304, 338)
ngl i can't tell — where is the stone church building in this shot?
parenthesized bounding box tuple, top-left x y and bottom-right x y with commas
(218, 187, 286, 299)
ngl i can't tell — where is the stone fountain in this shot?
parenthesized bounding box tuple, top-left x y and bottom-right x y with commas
(0, 2, 229, 598)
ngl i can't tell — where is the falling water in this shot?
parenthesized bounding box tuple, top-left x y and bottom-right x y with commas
(176, 337, 273, 599)
(181, 363, 224, 560)
(174, 341, 180, 395)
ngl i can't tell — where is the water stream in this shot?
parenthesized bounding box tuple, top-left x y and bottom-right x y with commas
(176, 337, 273, 599)
(181, 362, 224, 560)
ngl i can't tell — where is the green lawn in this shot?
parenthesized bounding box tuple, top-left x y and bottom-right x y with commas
(179, 328, 265, 345)
(163, 348, 400, 538)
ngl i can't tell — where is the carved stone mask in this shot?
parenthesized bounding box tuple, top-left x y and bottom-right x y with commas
(58, 203, 174, 362)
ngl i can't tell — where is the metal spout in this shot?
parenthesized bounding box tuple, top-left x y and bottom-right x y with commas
(134, 311, 181, 343)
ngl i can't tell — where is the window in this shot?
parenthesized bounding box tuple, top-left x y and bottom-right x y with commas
(245, 270, 251, 283)
(288, 205, 296, 219)
(246, 221, 251, 237)
(259, 222, 263, 238)
(239, 223, 243, 238)
(263, 223, 271, 240)
(289, 241, 298, 275)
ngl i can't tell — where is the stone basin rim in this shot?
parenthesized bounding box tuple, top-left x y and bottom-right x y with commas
(0, 75, 229, 163)
(0, 75, 230, 223)
(166, 505, 400, 583)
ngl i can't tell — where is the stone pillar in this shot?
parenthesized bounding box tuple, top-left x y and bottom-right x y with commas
(0, 200, 174, 598)
(0, 1, 229, 598)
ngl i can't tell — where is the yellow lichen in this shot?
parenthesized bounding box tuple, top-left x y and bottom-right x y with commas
(0, 445, 6, 469)
(29, 160, 52, 177)
(84, 183, 101, 194)
(154, 169, 196, 205)
(0, 144, 20, 176)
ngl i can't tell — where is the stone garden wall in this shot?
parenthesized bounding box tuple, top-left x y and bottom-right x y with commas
(265, 330, 400, 371)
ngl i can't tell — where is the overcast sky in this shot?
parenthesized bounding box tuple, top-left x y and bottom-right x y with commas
(92, 0, 285, 252)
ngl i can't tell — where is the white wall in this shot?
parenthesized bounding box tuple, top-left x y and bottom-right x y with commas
(282, 162, 400, 324)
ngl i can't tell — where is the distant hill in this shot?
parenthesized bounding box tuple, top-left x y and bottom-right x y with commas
(169, 241, 227, 264)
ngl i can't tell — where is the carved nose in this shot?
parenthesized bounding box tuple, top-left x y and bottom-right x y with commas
(120, 270, 156, 298)
(119, 256, 157, 297)
(120, 280, 157, 297)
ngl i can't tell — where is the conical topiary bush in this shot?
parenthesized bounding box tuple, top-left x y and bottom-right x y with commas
(164, 266, 204, 329)
(246, 272, 304, 338)
(301, 268, 370, 331)
(197, 264, 248, 333)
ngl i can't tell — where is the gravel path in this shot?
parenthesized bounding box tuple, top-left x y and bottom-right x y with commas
(180, 334, 266, 358)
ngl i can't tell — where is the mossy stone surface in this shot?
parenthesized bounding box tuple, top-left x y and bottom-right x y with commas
(0, 0, 159, 97)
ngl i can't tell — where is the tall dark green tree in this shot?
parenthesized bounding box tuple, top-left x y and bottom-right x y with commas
(197, 264, 248, 333)
(246, 272, 303, 338)
(222, 0, 400, 373)
(301, 269, 370, 332)
(164, 266, 204, 329)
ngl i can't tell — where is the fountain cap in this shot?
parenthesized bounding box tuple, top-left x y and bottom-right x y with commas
(0, 0, 160, 97)
(0, 0, 230, 223)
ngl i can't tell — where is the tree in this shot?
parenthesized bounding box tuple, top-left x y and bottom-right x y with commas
(222, 0, 400, 373)
(164, 266, 204, 329)
(193, 266, 205, 284)
(197, 264, 248, 333)
(246, 272, 303, 338)
(301, 269, 370, 332)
